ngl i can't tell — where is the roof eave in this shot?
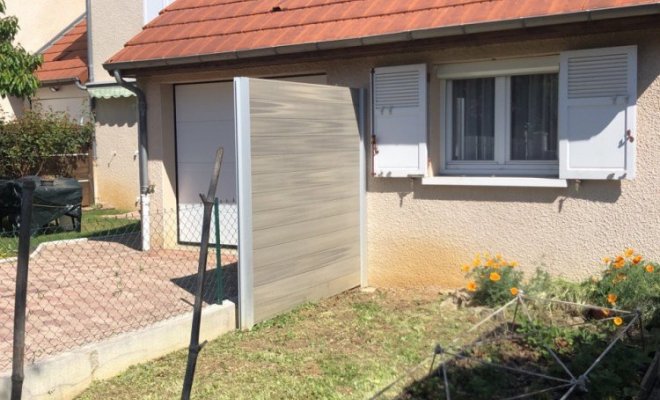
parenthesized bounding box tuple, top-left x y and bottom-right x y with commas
(103, 3, 660, 73)
(38, 77, 81, 86)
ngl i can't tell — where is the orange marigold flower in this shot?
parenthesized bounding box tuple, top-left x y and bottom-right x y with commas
(496, 254, 502, 260)
(483, 252, 490, 258)
(510, 287, 519, 296)
(501, 261, 509, 267)
(616, 255, 625, 263)
(493, 263, 501, 269)
(607, 294, 617, 304)
(472, 259, 480, 267)
(633, 255, 643, 265)
(613, 317, 623, 326)
(485, 260, 494, 267)
(461, 265, 470, 272)
(490, 272, 501, 282)
(602, 257, 611, 264)
(646, 265, 655, 273)
(614, 261, 625, 269)
(625, 249, 634, 258)
(467, 282, 478, 292)
(510, 261, 518, 267)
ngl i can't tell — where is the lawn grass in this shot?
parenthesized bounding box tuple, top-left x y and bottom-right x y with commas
(0, 208, 138, 258)
(76, 288, 474, 400)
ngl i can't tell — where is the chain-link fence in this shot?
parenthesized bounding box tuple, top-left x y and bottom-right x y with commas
(0, 200, 238, 371)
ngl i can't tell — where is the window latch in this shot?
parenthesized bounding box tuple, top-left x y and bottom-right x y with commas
(626, 130, 635, 143)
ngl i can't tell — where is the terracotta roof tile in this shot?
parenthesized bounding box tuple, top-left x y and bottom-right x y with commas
(37, 18, 88, 83)
(106, 0, 660, 66)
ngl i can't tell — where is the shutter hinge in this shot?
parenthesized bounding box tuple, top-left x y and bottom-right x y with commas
(626, 130, 635, 143)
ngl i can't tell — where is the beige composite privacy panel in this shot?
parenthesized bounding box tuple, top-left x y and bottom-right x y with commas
(241, 78, 362, 325)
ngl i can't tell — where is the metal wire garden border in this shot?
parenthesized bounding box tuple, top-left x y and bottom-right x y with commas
(371, 292, 643, 400)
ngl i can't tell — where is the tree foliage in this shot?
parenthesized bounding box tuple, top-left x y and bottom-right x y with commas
(0, 0, 42, 98)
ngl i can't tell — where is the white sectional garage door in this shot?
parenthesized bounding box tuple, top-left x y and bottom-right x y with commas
(175, 81, 237, 245)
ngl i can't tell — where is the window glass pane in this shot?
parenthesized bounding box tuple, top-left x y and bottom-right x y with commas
(451, 78, 495, 161)
(510, 74, 558, 161)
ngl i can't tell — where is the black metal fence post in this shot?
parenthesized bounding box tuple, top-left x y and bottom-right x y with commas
(11, 180, 36, 400)
(181, 148, 224, 400)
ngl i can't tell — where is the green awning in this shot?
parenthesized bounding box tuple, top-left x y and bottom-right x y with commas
(88, 86, 135, 99)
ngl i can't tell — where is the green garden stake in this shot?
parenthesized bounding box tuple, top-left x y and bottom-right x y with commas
(214, 197, 222, 304)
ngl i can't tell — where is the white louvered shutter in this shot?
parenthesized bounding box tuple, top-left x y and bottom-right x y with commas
(373, 64, 427, 177)
(558, 46, 637, 180)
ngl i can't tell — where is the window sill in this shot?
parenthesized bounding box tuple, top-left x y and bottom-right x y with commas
(421, 176, 568, 188)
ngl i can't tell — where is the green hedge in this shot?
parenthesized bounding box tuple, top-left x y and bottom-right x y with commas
(0, 109, 93, 179)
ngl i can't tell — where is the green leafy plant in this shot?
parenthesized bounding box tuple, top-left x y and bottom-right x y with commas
(0, 0, 42, 99)
(463, 253, 523, 307)
(590, 249, 660, 319)
(0, 108, 93, 178)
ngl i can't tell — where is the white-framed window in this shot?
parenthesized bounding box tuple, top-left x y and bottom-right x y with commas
(438, 56, 560, 177)
(373, 46, 637, 184)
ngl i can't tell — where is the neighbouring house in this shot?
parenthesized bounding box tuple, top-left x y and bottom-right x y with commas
(0, 0, 86, 119)
(31, 15, 94, 205)
(3, 0, 181, 210)
(103, 0, 660, 328)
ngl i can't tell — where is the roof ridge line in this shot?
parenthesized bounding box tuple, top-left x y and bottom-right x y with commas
(143, 0, 482, 30)
(127, 0, 500, 47)
(144, 0, 363, 30)
(142, 0, 260, 29)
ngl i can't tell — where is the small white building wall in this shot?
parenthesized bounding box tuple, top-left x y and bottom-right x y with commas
(87, 0, 146, 210)
(93, 97, 140, 210)
(32, 85, 89, 122)
(89, 0, 144, 83)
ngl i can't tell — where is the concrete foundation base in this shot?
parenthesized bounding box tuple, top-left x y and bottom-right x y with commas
(0, 301, 236, 400)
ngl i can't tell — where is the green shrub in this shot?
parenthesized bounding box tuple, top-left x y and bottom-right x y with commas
(463, 253, 524, 307)
(461, 249, 660, 322)
(590, 249, 660, 316)
(0, 109, 93, 178)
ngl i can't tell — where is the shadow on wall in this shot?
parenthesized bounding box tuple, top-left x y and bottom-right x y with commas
(1, 96, 27, 118)
(369, 178, 622, 209)
(95, 97, 137, 127)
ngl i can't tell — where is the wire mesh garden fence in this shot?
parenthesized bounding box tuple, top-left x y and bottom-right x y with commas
(372, 293, 650, 400)
(0, 201, 238, 372)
